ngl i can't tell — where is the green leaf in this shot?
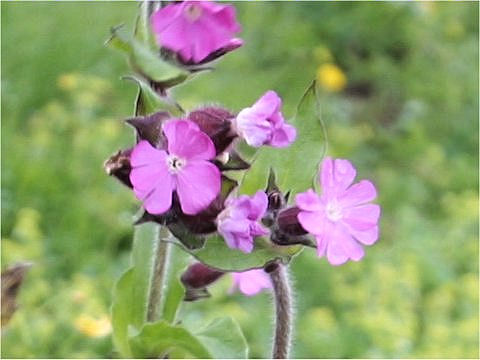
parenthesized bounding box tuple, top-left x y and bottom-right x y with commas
(193, 317, 249, 359)
(172, 234, 302, 272)
(123, 75, 184, 116)
(111, 269, 134, 357)
(240, 81, 327, 196)
(133, 1, 158, 51)
(129, 321, 211, 359)
(111, 223, 158, 357)
(107, 26, 188, 88)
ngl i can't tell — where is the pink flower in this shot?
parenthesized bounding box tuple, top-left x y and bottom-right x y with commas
(217, 191, 269, 253)
(295, 157, 381, 265)
(129, 119, 221, 215)
(150, 1, 242, 63)
(231, 269, 272, 296)
(234, 91, 296, 148)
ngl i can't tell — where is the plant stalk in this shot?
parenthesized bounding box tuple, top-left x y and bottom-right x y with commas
(146, 228, 171, 322)
(267, 263, 293, 359)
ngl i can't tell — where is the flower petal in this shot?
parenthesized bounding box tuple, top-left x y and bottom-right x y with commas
(270, 123, 297, 148)
(219, 218, 252, 252)
(339, 180, 377, 208)
(248, 191, 269, 220)
(129, 141, 174, 215)
(348, 225, 379, 246)
(297, 210, 326, 235)
(342, 204, 381, 231)
(232, 269, 271, 296)
(141, 177, 174, 215)
(320, 157, 357, 196)
(250, 90, 281, 119)
(176, 160, 221, 215)
(150, 2, 183, 35)
(325, 223, 364, 265)
(163, 120, 215, 161)
(315, 234, 328, 258)
(295, 189, 323, 212)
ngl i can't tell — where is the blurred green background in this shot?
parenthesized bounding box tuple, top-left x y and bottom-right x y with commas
(1, 1, 478, 358)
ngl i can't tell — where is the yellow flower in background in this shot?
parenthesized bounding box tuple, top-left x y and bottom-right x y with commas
(57, 73, 79, 91)
(316, 63, 347, 92)
(74, 315, 111, 338)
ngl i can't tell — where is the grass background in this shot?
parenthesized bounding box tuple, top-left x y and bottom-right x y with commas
(2, 1, 479, 358)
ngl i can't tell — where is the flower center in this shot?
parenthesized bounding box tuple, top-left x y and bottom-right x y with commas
(184, 4, 202, 22)
(166, 155, 186, 174)
(326, 201, 343, 222)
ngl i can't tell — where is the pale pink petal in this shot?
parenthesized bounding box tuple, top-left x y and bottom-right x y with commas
(232, 269, 272, 296)
(320, 157, 357, 196)
(342, 204, 381, 231)
(270, 123, 297, 148)
(315, 234, 328, 257)
(295, 189, 323, 212)
(347, 225, 379, 246)
(220, 218, 252, 252)
(325, 223, 364, 265)
(235, 109, 272, 147)
(248, 191, 268, 220)
(250, 90, 281, 119)
(339, 180, 377, 208)
(163, 120, 215, 161)
(297, 210, 326, 235)
(326, 239, 349, 266)
(176, 160, 221, 215)
(250, 222, 269, 238)
(320, 157, 334, 191)
(237, 237, 254, 253)
(332, 159, 356, 192)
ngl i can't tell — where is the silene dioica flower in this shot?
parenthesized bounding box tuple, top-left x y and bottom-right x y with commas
(151, 0, 242, 64)
(105, 1, 382, 357)
(295, 157, 381, 265)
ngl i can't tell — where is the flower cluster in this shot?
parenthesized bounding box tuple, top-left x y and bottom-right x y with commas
(106, 0, 381, 299)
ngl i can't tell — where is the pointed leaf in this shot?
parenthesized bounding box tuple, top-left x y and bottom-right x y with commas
(107, 26, 188, 88)
(134, 1, 158, 51)
(240, 81, 327, 197)
(172, 234, 302, 272)
(111, 223, 158, 357)
(124, 75, 184, 116)
(192, 317, 248, 359)
(129, 321, 212, 359)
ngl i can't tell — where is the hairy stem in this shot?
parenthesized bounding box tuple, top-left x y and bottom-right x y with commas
(146, 228, 171, 322)
(268, 263, 293, 359)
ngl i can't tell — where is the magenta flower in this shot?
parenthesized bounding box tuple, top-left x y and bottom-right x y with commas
(129, 119, 221, 215)
(216, 191, 269, 253)
(150, 1, 242, 63)
(295, 157, 380, 265)
(230, 269, 272, 296)
(234, 91, 296, 148)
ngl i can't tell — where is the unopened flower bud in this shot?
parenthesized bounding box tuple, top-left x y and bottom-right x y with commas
(277, 207, 308, 236)
(181, 263, 225, 302)
(125, 111, 170, 148)
(104, 148, 133, 188)
(188, 107, 236, 154)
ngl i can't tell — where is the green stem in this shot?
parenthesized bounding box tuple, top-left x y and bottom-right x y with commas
(146, 227, 171, 322)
